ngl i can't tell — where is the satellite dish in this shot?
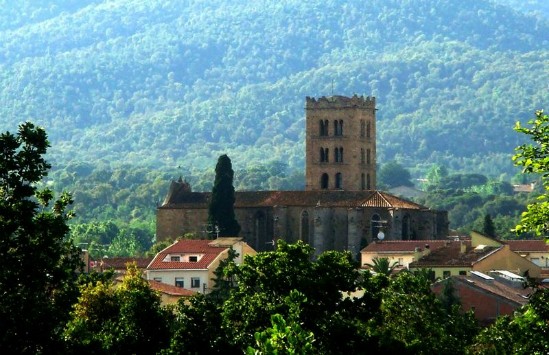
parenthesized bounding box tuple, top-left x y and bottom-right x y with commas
(377, 231, 385, 240)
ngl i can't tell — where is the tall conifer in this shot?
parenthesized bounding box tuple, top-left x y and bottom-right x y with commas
(207, 154, 240, 238)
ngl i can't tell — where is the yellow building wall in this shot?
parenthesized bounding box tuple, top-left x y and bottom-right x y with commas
(473, 245, 542, 278)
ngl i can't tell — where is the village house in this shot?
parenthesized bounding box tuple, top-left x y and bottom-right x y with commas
(146, 238, 256, 295)
(432, 270, 533, 326)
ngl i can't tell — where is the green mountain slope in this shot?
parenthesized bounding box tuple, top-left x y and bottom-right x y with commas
(0, 0, 547, 179)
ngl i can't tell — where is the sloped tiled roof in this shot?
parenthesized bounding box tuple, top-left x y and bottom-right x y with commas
(409, 242, 500, 268)
(504, 240, 549, 253)
(361, 240, 460, 253)
(147, 239, 227, 270)
(100, 257, 153, 271)
(148, 279, 197, 297)
(453, 275, 531, 304)
(161, 186, 427, 210)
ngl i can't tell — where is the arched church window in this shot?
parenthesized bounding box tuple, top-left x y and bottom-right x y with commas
(320, 147, 325, 162)
(339, 120, 343, 135)
(360, 120, 365, 137)
(324, 120, 329, 135)
(366, 121, 371, 138)
(325, 148, 329, 162)
(321, 173, 329, 189)
(334, 147, 344, 163)
(319, 120, 325, 136)
(335, 172, 342, 189)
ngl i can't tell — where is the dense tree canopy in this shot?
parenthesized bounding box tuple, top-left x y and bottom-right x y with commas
(0, 0, 547, 181)
(0, 122, 82, 353)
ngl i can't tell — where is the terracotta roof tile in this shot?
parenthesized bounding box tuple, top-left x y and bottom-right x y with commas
(161, 187, 428, 210)
(148, 279, 197, 296)
(100, 257, 153, 270)
(409, 242, 500, 268)
(504, 240, 549, 252)
(361, 240, 460, 253)
(147, 239, 227, 270)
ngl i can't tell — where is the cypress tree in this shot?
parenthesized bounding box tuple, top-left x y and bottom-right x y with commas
(207, 154, 240, 238)
(483, 214, 496, 238)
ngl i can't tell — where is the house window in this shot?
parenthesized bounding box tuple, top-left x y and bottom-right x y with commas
(170, 256, 181, 262)
(191, 277, 201, 288)
(175, 278, 184, 288)
(398, 258, 404, 266)
(459, 271, 467, 276)
(153, 277, 162, 282)
(443, 271, 451, 278)
(189, 256, 198, 262)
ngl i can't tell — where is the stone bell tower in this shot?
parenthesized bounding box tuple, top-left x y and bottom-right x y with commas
(305, 95, 376, 191)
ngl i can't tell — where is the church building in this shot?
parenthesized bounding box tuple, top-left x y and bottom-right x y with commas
(156, 95, 448, 256)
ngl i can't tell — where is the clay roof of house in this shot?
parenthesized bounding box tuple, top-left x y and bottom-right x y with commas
(100, 257, 153, 271)
(147, 239, 228, 270)
(160, 184, 428, 211)
(504, 239, 549, 253)
(409, 241, 500, 268)
(148, 279, 198, 297)
(435, 273, 532, 306)
(361, 240, 459, 253)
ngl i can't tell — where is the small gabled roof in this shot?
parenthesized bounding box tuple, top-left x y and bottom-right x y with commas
(148, 279, 198, 297)
(504, 239, 549, 253)
(147, 239, 228, 270)
(361, 240, 457, 253)
(409, 242, 500, 268)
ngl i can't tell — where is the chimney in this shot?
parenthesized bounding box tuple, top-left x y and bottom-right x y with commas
(423, 244, 431, 256)
(414, 247, 423, 261)
(460, 242, 467, 254)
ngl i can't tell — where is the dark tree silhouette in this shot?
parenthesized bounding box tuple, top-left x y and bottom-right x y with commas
(208, 154, 241, 238)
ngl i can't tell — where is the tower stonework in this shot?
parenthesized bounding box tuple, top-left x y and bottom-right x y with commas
(305, 95, 376, 191)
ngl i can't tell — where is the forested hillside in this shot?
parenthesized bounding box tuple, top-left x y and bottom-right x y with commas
(0, 0, 547, 179)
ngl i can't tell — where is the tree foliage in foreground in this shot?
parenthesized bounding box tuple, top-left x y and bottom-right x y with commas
(512, 110, 549, 236)
(0, 122, 82, 353)
(64, 263, 172, 354)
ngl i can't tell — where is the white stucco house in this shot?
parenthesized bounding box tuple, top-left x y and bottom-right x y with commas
(146, 238, 256, 294)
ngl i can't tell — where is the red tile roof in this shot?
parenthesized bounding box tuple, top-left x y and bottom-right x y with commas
(100, 257, 153, 270)
(147, 239, 227, 270)
(148, 279, 197, 296)
(161, 189, 427, 210)
(409, 242, 500, 268)
(361, 240, 459, 253)
(504, 240, 549, 252)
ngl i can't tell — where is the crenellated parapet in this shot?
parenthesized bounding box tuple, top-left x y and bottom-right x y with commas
(306, 94, 375, 109)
